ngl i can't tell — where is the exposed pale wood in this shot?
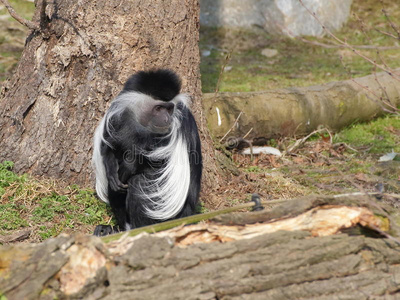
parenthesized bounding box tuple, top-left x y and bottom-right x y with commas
(1, 194, 399, 299)
(101, 198, 287, 243)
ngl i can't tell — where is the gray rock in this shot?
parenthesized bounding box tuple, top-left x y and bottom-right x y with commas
(201, 50, 211, 57)
(261, 48, 278, 58)
(200, 0, 264, 28)
(262, 0, 353, 37)
(200, 0, 353, 37)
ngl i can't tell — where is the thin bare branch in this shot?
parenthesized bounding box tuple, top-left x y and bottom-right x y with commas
(298, 0, 400, 82)
(340, 55, 398, 113)
(380, 0, 400, 40)
(282, 127, 332, 156)
(242, 127, 253, 139)
(1, 0, 38, 30)
(219, 111, 243, 143)
(295, 36, 400, 50)
(366, 223, 400, 246)
(375, 28, 399, 40)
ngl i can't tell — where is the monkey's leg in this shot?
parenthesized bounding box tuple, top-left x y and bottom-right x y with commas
(108, 188, 130, 230)
(93, 189, 128, 236)
(125, 175, 159, 229)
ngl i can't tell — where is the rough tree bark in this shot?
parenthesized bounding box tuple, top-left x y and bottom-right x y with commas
(1, 194, 399, 299)
(0, 0, 220, 188)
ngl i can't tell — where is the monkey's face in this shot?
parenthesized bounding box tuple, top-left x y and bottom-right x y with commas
(139, 100, 175, 135)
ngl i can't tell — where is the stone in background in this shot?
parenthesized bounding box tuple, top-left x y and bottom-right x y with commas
(200, 0, 353, 37)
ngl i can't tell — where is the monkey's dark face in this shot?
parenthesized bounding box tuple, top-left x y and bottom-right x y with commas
(139, 100, 175, 134)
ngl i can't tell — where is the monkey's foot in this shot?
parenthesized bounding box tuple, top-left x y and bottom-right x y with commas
(93, 225, 119, 236)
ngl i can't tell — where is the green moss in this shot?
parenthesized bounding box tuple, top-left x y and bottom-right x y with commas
(334, 115, 400, 153)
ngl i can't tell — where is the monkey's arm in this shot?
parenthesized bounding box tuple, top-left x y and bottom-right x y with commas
(100, 142, 128, 192)
(179, 106, 202, 216)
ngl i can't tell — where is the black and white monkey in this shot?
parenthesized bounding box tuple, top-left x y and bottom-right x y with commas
(92, 69, 202, 236)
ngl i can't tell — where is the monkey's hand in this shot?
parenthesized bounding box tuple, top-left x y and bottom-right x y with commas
(108, 175, 128, 193)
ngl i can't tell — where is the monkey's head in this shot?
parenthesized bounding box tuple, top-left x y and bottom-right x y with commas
(121, 69, 184, 135)
(138, 98, 176, 134)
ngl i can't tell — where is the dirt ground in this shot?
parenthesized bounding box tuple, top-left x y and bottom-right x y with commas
(206, 137, 400, 213)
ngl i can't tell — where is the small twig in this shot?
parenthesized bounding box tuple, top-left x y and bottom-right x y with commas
(283, 127, 331, 156)
(332, 142, 358, 153)
(242, 138, 254, 161)
(332, 169, 393, 228)
(375, 29, 399, 40)
(352, 76, 398, 114)
(339, 56, 398, 114)
(242, 127, 253, 139)
(295, 35, 400, 50)
(373, 71, 399, 113)
(1, 0, 38, 30)
(383, 193, 400, 199)
(380, 2, 400, 40)
(365, 222, 400, 246)
(219, 111, 243, 143)
(353, 13, 395, 78)
(215, 51, 232, 94)
(298, 0, 400, 82)
(274, 17, 400, 51)
(209, 51, 232, 111)
(333, 192, 380, 198)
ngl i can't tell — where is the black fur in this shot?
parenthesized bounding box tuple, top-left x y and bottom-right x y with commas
(94, 69, 202, 236)
(123, 69, 181, 101)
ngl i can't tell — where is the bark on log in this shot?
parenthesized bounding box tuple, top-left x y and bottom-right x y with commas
(0, 0, 221, 189)
(204, 70, 400, 141)
(1, 194, 399, 300)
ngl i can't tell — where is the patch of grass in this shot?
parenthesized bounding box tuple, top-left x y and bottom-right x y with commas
(0, 161, 26, 188)
(200, 0, 400, 93)
(196, 201, 209, 214)
(334, 115, 400, 153)
(0, 201, 29, 230)
(244, 166, 263, 173)
(0, 161, 112, 242)
(200, 27, 348, 93)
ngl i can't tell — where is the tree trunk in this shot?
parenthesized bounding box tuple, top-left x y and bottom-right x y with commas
(1, 194, 399, 299)
(0, 0, 220, 189)
(203, 70, 400, 142)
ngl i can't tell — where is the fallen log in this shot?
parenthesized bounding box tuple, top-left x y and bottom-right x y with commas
(203, 70, 400, 142)
(1, 194, 399, 299)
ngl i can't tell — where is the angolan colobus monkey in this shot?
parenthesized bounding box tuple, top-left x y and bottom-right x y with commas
(92, 69, 202, 236)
